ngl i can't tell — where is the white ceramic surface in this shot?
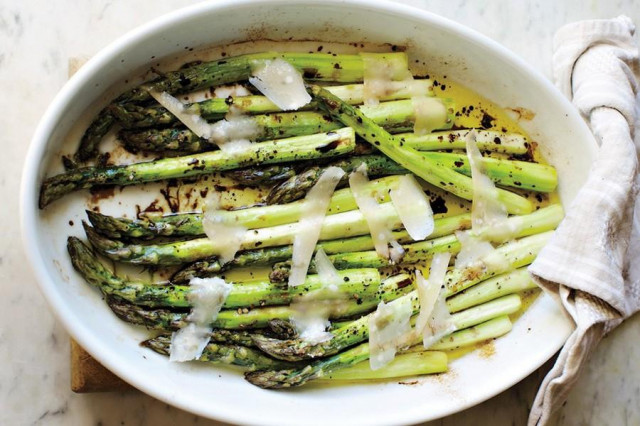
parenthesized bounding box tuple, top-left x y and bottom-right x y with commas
(20, 1, 598, 425)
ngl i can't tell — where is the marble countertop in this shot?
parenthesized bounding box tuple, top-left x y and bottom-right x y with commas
(2, 1, 639, 425)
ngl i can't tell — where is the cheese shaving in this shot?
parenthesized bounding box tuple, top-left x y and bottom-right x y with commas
(466, 130, 508, 230)
(368, 297, 413, 370)
(349, 164, 404, 262)
(249, 58, 311, 110)
(213, 84, 252, 98)
(454, 130, 515, 269)
(290, 249, 348, 344)
(422, 285, 457, 348)
(389, 175, 434, 241)
(208, 107, 261, 154)
(414, 252, 451, 334)
(361, 53, 412, 106)
(203, 194, 247, 265)
(288, 167, 345, 287)
(412, 96, 448, 135)
(148, 89, 261, 154)
(169, 277, 232, 362)
(314, 248, 342, 291)
(148, 89, 214, 140)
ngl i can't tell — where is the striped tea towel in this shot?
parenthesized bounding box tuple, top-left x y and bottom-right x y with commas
(527, 15, 640, 426)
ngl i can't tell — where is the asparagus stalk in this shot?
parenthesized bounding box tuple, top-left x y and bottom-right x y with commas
(76, 52, 406, 161)
(142, 334, 302, 371)
(118, 98, 454, 154)
(265, 155, 405, 205)
(171, 212, 469, 283)
(227, 163, 299, 186)
(246, 297, 520, 388)
(40, 128, 355, 208)
(425, 152, 557, 192)
(270, 205, 562, 280)
(445, 231, 553, 296)
(429, 315, 513, 350)
(266, 152, 557, 205)
(252, 293, 521, 362)
(111, 81, 434, 129)
(84, 202, 402, 265)
(68, 234, 382, 309)
(86, 174, 404, 239)
(308, 84, 533, 215)
(446, 267, 537, 312)
(107, 273, 413, 330)
(323, 351, 448, 380)
(400, 129, 528, 155)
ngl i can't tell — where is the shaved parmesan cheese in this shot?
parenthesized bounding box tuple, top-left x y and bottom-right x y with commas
(454, 231, 510, 271)
(454, 130, 517, 269)
(249, 58, 311, 110)
(290, 289, 350, 345)
(414, 252, 451, 334)
(148, 89, 214, 139)
(369, 297, 413, 370)
(314, 248, 342, 291)
(389, 175, 434, 241)
(203, 194, 247, 265)
(361, 53, 412, 106)
(291, 250, 348, 344)
(289, 167, 345, 287)
(413, 96, 448, 135)
(422, 285, 456, 348)
(466, 130, 508, 230)
(349, 164, 404, 262)
(148, 89, 261, 154)
(454, 230, 495, 269)
(213, 84, 252, 99)
(170, 277, 232, 362)
(208, 109, 261, 154)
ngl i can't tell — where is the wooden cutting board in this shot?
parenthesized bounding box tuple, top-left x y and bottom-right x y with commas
(70, 339, 132, 392)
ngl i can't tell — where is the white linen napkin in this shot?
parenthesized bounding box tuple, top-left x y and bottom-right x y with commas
(527, 15, 640, 426)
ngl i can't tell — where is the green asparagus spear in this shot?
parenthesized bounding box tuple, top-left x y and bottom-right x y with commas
(445, 231, 553, 296)
(118, 98, 453, 154)
(446, 267, 537, 312)
(142, 334, 302, 371)
(400, 129, 528, 154)
(429, 315, 513, 350)
(226, 163, 300, 186)
(85, 206, 472, 266)
(170, 212, 470, 283)
(307, 84, 533, 215)
(40, 128, 355, 208)
(76, 52, 406, 161)
(69, 235, 384, 309)
(270, 205, 562, 280)
(106, 273, 413, 330)
(425, 152, 557, 193)
(252, 293, 521, 362)
(267, 151, 556, 204)
(266, 155, 405, 205)
(84, 202, 402, 265)
(86, 174, 404, 239)
(323, 350, 448, 380)
(246, 297, 519, 388)
(111, 81, 434, 129)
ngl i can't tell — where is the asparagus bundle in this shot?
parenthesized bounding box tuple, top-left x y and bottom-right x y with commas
(76, 51, 410, 161)
(119, 98, 455, 154)
(44, 47, 564, 390)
